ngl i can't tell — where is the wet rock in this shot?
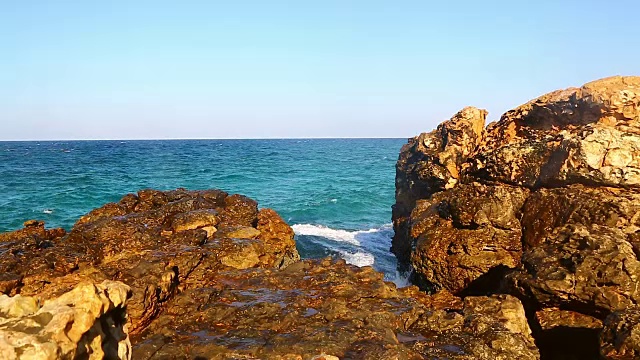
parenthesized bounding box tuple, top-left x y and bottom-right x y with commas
(600, 307, 640, 359)
(0, 189, 299, 336)
(0, 187, 544, 358)
(133, 258, 538, 360)
(0, 280, 131, 360)
(393, 106, 488, 264)
(409, 294, 539, 359)
(408, 182, 528, 294)
(393, 76, 640, 359)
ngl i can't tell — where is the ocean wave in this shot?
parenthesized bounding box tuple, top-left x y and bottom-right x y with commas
(291, 223, 395, 268)
(291, 224, 363, 245)
(338, 251, 375, 267)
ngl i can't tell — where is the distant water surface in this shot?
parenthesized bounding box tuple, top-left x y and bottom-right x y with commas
(0, 139, 407, 283)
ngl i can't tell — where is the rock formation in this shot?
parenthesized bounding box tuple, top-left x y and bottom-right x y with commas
(0, 189, 540, 359)
(0, 189, 300, 336)
(393, 75, 640, 359)
(0, 280, 131, 360)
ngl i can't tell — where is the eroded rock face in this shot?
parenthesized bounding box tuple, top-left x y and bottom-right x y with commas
(0, 280, 131, 360)
(474, 76, 640, 188)
(0, 190, 540, 359)
(393, 106, 487, 265)
(393, 76, 640, 358)
(410, 294, 539, 360)
(133, 258, 538, 360)
(0, 189, 299, 336)
(600, 307, 640, 359)
(409, 182, 528, 294)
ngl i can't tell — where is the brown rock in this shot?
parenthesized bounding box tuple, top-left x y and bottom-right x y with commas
(0, 280, 131, 360)
(393, 76, 640, 359)
(133, 259, 539, 360)
(473, 76, 640, 188)
(509, 223, 640, 315)
(536, 308, 603, 331)
(393, 106, 487, 264)
(408, 182, 528, 294)
(410, 294, 539, 359)
(0, 189, 299, 337)
(600, 307, 640, 359)
(170, 209, 219, 233)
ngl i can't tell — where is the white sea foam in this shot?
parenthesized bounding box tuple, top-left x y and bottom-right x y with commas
(43, 209, 53, 214)
(292, 223, 396, 269)
(291, 224, 362, 245)
(391, 270, 412, 288)
(339, 251, 375, 267)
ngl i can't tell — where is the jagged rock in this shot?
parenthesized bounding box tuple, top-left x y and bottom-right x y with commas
(473, 76, 640, 188)
(0, 189, 299, 336)
(535, 308, 603, 331)
(393, 106, 488, 264)
(600, 307, 640, 359)
(409, 294, 539, 359)
(508, 186, 640, 315)
(393, 76, 640, 359)
(408, 182, 528, 293)
(0, 280, 131, 360)
(0, 187, 542, 358)
(530, 308, 604, 360)
(133, 258, 538, 360)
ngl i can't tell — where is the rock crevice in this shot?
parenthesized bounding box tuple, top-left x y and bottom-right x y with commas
(393, 76, 640, 359)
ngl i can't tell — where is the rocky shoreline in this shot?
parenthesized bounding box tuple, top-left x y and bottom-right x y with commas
(393, 75, 640, 359)
(0, 76, 638, 359)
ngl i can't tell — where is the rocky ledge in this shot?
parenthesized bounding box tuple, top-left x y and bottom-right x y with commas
(393, 75, 640, 359)
(1, 189, 539, 359)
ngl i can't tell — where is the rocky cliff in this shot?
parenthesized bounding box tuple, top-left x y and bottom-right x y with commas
(393, 75, 640, 359)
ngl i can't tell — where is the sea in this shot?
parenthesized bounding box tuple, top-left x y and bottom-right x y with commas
(0, 139, 409, 284)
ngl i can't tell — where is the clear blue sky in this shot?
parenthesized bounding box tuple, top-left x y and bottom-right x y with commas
(1, 1, 638, 140)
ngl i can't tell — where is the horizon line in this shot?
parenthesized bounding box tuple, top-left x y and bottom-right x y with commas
(0, 136, 410, 142)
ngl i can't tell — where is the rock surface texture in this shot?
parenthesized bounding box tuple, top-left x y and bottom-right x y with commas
(0, 189, 540, 359)
(393, 76, 640, 359)
(0, 280, 131, 360)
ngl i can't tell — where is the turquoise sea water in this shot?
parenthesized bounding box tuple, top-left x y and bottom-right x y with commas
(0, 139, 407, 282)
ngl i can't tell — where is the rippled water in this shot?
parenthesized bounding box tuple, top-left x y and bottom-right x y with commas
(0, 139, 407, 283)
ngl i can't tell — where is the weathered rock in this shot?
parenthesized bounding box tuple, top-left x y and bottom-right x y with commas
(170, 209, 219, 233)
(393, 106, 488, 264)
(535, 308, 603, 331)
(409, 294, 539, 359)
(0, 189, 299, 337)
(0, 280, 131, 360)
(408, 182, 528, 294)
(133, 258, 538, 360)
(0, 187, 543, 358)
(473, 76, 640, 188)
(508, 186, 640, 316)
(600, 307, 640, 359)
(393, 76, 640, 359)
(530, 308, 604, 360)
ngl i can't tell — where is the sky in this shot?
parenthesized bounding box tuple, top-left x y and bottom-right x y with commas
(1, 1, 639, 140)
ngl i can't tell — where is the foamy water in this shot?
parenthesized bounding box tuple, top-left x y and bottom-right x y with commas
(292, 223, 409, 286)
